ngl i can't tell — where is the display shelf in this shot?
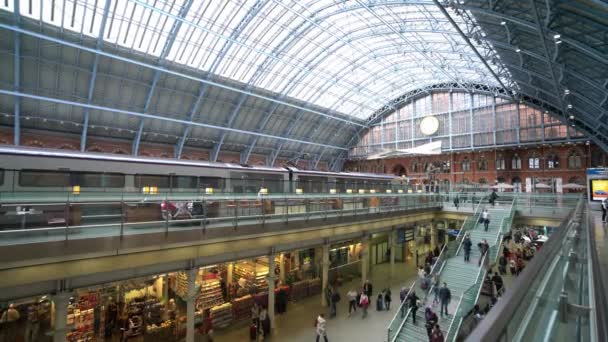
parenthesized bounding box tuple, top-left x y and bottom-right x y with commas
(196, 279, 224, 310)
(231, 295, 254, 322)
(234, 261, 269, 292)
(210, 302, 233, 329)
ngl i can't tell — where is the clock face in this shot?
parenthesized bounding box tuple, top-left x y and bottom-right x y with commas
(420, 116, 439, 136)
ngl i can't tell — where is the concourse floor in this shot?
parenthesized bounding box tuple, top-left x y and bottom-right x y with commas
(213, 261, 419, 342)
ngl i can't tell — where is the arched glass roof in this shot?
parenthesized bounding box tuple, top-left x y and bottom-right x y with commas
(1, 0, 511, 119)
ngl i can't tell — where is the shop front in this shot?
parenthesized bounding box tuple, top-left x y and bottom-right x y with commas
(0, 250, 325, 342)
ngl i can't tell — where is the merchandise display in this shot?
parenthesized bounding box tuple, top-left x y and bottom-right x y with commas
(231, 295, 254, 322)
(66, 291, 99, 342)
(196, 279, 224, 310)
(210, 302, 233, 328)
(234, 261, 269, 293)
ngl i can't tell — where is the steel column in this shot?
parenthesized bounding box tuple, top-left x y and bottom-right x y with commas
(132, 0, 194, 156)
(12, 0, 20, 145)
(80, 0, 112, 152)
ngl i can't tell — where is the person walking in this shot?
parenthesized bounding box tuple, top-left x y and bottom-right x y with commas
(489, 190, 498, 206)
(315, 313, 329, 342)
(432, 273, 441, 305)
(602, 198, 607, 223)
(363, 280, 373, 297)
(438, 283, 451, 317)
(430, 324, 445, 342)
(463, 235, 472, 262)
(359, 292, 370, 319)
(481, 209, 490, 231)
(498, 255, 508, 275)
(384, 288, 392, 310)
(491, 271, 504, 296)
(260, 307, 270, 339)
(478, 239, 490, 266)
(346, 289, 358, 316)
(251, 302, 260, 333)
(330, 289, 340, 318)
(399, 286, 408, 318)
(408, 291, 420, 324)
(1, 304, 20, 342)
(453, 194, 459, 210)
(424, 307, 439, 337)
(325, 285, 333, 312)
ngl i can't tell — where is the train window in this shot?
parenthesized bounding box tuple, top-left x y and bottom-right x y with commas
(71, 173, 125, 187)
(135, 175, 170, 188)
(171, 176, 198, 188)
(19, 170, 70, 187)
(103, 174, 126, 187)
(199, 177, 224, 190)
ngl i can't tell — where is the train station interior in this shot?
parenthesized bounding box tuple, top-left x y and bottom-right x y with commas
(0, 1, 606, 342)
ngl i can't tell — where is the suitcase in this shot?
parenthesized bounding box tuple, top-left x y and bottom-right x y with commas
(249, 324, 257, 340)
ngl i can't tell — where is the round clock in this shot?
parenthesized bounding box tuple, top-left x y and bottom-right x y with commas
(420, 116, 439, 136)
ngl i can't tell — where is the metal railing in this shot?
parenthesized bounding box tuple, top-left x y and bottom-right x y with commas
(0, 192, 442, 246)
(387, 281, 416, 342)
(465, 196, 586, 342)
(386, 197, 486, 340)
(447, 200, 515, 341)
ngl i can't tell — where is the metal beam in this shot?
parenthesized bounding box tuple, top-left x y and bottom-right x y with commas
(80, 0, 112, 152)
(432, 0, 514, 98)
(12, 0, 20, 145)
(528, 0, 566, 112)
(0, 89, 349, 151)
(132, 0, 194, 156)
(354, 0, 469, 90)
(176, 0, 265, 160)
(0, 23, 369, 130)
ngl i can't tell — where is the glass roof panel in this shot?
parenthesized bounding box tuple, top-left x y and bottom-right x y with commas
(1, 0, 508, 120)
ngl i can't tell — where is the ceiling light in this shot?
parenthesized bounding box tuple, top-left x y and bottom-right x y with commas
(567, 104, 573, 109)
(564, 89, 570, 94)
(555, 40, 562, 45)
(553, 34, 561, 39)
(515, 48, 521, 53)
(500, 21, 507, 25)
(569, 115, 575, 120)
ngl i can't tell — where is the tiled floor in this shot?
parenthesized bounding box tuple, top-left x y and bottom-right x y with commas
(213, 261, 420, 342)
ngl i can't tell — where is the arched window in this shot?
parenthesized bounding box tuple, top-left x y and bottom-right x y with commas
(461, 157, 471, 171)
(528, 153, 540, 169)
(511, 154, 522, 170)
(546, 153, 559, 169)
(568, 150, 582, 169)
(496, 154, 506, 170)
(392, 164, 407, 176)
(478, 156, 488, 171)
(478, 178, 487, 184)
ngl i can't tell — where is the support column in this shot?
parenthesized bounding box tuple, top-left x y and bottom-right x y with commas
(53, 292, 71, 342)
(361, 236, 370, 287)
(431, 223, 437, 250)
(390, 230, 397, 282)
(321, 244, 330, 307)
(279, 253, 286, 284)
(186, 268, 198, 342)
(267, 254, 276, 331)
(227, 262, 234, 288)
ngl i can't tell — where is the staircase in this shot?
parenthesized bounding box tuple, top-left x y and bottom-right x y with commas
(389, 200, 515, 342)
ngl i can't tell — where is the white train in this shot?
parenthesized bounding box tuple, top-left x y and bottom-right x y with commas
(0, 146, 398, 194)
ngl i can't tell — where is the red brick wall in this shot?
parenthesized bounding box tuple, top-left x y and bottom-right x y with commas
(345, 143, 600, 189)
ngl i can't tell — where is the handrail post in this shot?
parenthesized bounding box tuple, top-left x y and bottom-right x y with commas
(120, 194, 125, 239)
